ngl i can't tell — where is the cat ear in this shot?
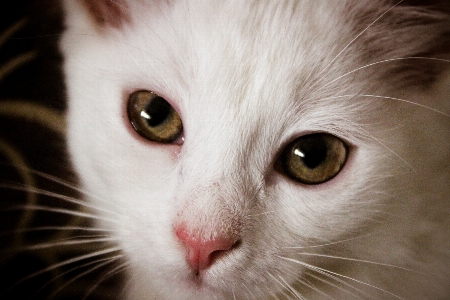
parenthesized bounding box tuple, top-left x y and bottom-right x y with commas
(80, 0, 131, 28)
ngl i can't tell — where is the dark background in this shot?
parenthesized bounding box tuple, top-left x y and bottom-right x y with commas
(0, 1, 123, 299)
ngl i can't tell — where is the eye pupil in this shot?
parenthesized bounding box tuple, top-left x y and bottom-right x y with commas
(144, 96, 171, 127)
(293, 136, 328, 169)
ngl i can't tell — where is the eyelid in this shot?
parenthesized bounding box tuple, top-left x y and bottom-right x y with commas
(123, 88, 184, 119)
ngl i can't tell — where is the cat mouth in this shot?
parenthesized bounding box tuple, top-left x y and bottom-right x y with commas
(185, 265, 215, 286)
(181, 272, 224, 296)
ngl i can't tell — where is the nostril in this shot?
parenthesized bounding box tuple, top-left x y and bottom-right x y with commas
(175, 226, 241, 272)
(208, 239, 241, 266)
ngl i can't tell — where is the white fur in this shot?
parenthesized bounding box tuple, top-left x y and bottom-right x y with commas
(61, 1, 450, 299)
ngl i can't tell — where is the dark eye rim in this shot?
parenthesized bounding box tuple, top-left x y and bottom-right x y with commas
(276, 132, 350, 185)
(125, 89, 184, 144)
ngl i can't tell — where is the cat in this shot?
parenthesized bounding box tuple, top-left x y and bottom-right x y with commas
(59, 0, 450, 299)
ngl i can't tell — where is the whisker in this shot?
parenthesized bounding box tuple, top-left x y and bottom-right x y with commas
(356, 94, 450, 118)
(283, 231, 381, 250)
(280, 265, 341, 300)
(0, 101, 65, 133)
(278, 256, 406, 300)
(256, 272, 280, 300)
(276, 273, 306, 300)
(47, 255, 123, 300)
(12, 246, 122, 288)
(31, 255, 122, 300)
(294, 275, 336, 300)
(322, 57, 450, 91)
(12, 237, 118, 252)
(0, 53, 37, 83)
(60, 234, 111, 240)
(4, 205, 119, 225)
(336, 116, 415, 172)
(0, 19, 26, 47)
(303, 270, 371, 300)
(81, 261, 128, 300)
(267, 272, 293, 300)
(0, 182, 121, 217)
(0, 162, 128, 212)
(314, 0, 405, 91)
(241, 282, 254, 300)
(0, 139, 38, 248)
(296, 252, 428, 277)
(314, 93, 450, 119)
(0, 226, 114, 236)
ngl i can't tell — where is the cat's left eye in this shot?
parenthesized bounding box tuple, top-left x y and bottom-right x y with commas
(279, 133, 348, 185)
(127, 90, 183, 143)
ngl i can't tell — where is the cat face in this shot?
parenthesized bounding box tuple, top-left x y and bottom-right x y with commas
(61, 1, 450, 299)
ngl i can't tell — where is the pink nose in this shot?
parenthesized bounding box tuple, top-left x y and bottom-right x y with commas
(175, 226, 239, 272)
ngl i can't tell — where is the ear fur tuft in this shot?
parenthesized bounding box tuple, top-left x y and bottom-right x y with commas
(81, 0, 130, 28)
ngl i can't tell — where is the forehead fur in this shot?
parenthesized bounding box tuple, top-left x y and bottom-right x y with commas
(74, 0, 450, 89)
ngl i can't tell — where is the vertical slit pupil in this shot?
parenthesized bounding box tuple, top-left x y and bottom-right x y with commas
(144, 97, 171, 127)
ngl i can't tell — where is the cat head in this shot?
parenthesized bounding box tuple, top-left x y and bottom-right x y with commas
(61, 1, 450, 298)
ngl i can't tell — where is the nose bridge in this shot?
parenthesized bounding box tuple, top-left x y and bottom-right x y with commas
(175, 135, 252, 231)
(173, 99, 266, 238)
(182, 112, 253, 182)
(174, 180, 245, 241)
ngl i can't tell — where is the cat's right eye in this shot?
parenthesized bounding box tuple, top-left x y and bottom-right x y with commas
(127, 90, 183, 143)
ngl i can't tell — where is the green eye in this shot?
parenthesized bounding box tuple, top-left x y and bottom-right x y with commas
(280, 133, 348, 184)
(127, 90, 183, 143)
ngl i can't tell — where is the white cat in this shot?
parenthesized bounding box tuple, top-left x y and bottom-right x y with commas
(60, 0, 450, 299)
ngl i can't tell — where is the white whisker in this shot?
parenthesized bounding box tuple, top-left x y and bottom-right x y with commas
(268, 272, 292, 299)
(81, 261, 128, 300)
(322, 56, 450, 90)
(0, 182, 120, 217)
(31, 254, 123, 299)
(337, 116, 415, 172)
(6, 205, 119, 224)
(277, 273, 306, 300)
(278, 256, 406, 300)
(356, 94, 450, 118)
(13, 166, 114, 203)
(314, 0, 405, 90)
(296, 252, 428, 277)
(12, 247, 122, 287)
(47, 255, 123, 300)
(294, 275, 337, 300)
(13, 237, 118, 252)
(0, 226, 114, 236)
(283, 232, 380, 250)
(303, 270, 370, 300)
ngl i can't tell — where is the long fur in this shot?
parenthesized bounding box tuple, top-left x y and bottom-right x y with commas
(61, 1, 450, 299)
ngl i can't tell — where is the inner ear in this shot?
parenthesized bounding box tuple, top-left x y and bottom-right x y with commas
(81, 0, 130, 28)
